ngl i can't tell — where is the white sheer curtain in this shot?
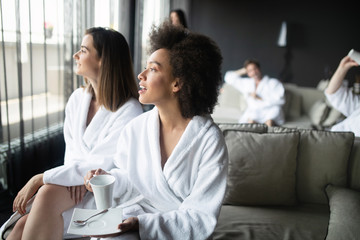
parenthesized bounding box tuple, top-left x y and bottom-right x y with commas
(0, 0, 138, 195)
(140, 0, 170, 70)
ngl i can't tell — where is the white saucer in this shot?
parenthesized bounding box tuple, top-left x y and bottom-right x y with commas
(67, 207, 122, 236)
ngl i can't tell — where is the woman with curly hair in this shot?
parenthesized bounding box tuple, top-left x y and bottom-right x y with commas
(84, 21, 228, 239)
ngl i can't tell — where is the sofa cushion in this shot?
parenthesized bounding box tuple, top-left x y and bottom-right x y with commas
(296, 130, 354, 204)
(325, 184, 360, 240)
(223, 130, 300, 206)
(307, 99, 345, 129)
(322, 108, 344, 127)
(308, 99, 330, 128)
(214, 204, 329, 240)
(270, 127, 354, 204)
(218, 123, 268, 133)
(283, 87, 302, 119)
(218, 83, 247, 112)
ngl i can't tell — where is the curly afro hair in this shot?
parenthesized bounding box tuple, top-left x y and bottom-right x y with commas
(148, 20, 223, 118)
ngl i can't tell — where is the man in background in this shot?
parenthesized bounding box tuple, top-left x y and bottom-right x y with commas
(224, 59, 285, 127)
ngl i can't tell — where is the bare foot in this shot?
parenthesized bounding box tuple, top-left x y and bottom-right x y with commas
(265, 119, 275, 127)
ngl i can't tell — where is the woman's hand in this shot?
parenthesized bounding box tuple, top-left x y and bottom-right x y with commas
(118, 217, 139, 232)
(326, 56, 359, 94)
(13, 174, 44, 215)
(84, 168, 109, 192)
(340, 55, 359, 71)
(67, 185, 87, 204)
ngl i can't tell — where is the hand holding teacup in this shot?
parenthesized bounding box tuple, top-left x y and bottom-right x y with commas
(84, 168, 108, 191)
(84, 168, 115, 210)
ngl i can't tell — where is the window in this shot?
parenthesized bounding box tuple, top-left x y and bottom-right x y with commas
(0, 0, 137, 193)
(140, 0, 170, 70)
(0, 0, 67, 142)
(0, 0, 135, 142)
(0, 0, 170, 196)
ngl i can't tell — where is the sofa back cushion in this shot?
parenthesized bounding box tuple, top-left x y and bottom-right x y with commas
(272, 127, 354, 204)
(222, 130, 300, 206)
(294, 129, 354, 204)
(283, 84, 302, 120)
(218, 123, 268, 133)
(218, 83, 247, 112)
(307, 99, 345, 130)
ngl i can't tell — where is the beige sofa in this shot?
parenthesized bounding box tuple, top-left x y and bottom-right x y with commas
(212, 83, 345, 130)
(212, 123, 360, 240)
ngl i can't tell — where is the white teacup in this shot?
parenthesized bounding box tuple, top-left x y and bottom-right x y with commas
(348, 49, 360, 65)
(90, 174, 115, 210)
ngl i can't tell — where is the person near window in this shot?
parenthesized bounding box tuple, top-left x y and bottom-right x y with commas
(83, 21, 228, 240)
(325, 55, 360, 136)
(224, 59, 285, 127)
(3, 27, 143, 240)
(170, 9, 188, 28)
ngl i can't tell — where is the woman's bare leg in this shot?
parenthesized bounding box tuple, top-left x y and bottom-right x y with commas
(6, 214, 28, 240)
(20, 185, 78, 240)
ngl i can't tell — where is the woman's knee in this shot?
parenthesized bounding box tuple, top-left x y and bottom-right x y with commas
(37, 184, 60, 199)
(34, 184, 70, 209)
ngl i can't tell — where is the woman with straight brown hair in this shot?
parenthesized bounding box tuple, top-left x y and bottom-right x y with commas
(2, 27, 143, 240)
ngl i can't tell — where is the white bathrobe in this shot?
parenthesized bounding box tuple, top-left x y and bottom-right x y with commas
(43, 87, 143, 186)
(325, 85, 360, 136)
(0, 87, 143, 239)
(107, 107, 228, 240)
(225, 71, 285, 125)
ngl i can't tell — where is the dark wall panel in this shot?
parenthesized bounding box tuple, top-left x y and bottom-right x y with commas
(190, 1, 360, 87)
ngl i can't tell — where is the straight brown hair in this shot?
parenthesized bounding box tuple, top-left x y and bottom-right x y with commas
(84, 27, 139, 111)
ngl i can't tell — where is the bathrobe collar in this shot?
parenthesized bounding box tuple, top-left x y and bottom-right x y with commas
(144, 107, 212, 211)
(146, 107, 212, 169)
(76, 90, 111, 151)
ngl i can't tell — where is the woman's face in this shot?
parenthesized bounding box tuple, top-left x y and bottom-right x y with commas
(170, 12, 181, 26)
(137, 48, 179, 105)
(73, 34, 101, 81)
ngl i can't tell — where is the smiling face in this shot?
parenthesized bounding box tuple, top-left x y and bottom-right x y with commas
(137, 48, 180, 106)
(73, 34, 101, 81)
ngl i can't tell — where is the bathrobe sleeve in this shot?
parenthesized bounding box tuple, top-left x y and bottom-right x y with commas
(43, 93, 143, 186)
(224, 70, 254, 95)
(325, 85, 360, 136)
(325, 85, 360, 117)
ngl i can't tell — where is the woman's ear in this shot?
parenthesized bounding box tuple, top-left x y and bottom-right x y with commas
(172, 78, 182, 93)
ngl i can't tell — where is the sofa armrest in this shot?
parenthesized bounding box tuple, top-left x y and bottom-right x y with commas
(325, 185, 360, 240)
(349, 137, 360, 191)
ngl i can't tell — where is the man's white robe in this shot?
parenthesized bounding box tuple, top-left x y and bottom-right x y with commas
(107, 107, 228, 240)
(225, 71, 285, 125)
(325, 85, 360, 136)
